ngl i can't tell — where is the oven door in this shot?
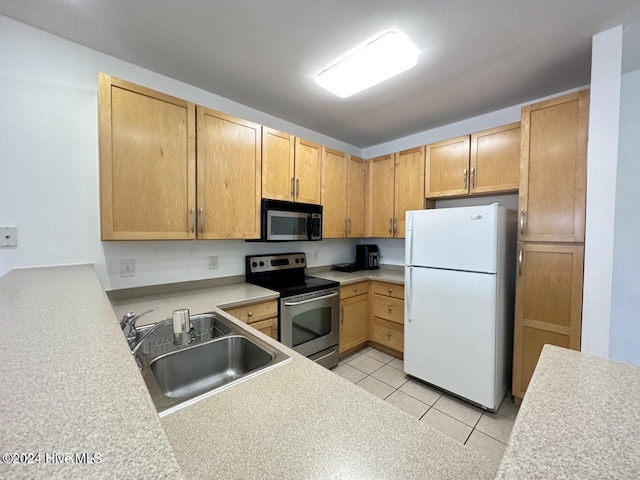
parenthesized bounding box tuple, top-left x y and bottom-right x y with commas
(279, 288, 340, 358)
(266, 210, 309, 241)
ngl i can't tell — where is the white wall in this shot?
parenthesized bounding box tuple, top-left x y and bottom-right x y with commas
(581, 26, 623, 357)
(609, 69, 640, 364)
(0, 16, 358, 290)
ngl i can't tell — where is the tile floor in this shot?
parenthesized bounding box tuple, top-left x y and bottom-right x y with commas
(331, 345, 519, 464)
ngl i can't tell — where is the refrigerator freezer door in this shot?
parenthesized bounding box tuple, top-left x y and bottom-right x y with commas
(404, 266, 499, 409)
(406, 205, 499, 273)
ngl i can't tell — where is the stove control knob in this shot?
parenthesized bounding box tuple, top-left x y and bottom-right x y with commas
(300, 257, 305, 263)
(295, 258, 300, 264)
(259, 261, 265, 267)
(251, 262, 257, 268)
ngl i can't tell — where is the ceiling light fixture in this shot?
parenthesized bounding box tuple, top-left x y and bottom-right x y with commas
(315, 30, 419, 99)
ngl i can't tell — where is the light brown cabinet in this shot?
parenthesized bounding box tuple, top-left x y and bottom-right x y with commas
(321, 150, 366, 238)
(98, 74, 196, 240)
(294, 138, 322, 205)
(339, 281, 370, 353)
(470, 122, 521, 195)
(370, 281, 405, 354)
(366, 148, 425, 238)
(512, 244, 584, 399)
(196, 107, 262, 239)
(425, 135, 470, 198)
(223, 300, 278, 340)
(261, 127, 294, 201)
(518, 91, 589, 243)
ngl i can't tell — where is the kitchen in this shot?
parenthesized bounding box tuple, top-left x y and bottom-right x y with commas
(2, 2, 640, 479)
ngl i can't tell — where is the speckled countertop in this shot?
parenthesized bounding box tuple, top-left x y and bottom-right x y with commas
(496, 345, 640, 479)
(0, 265, 182, 479)
(312, 265, 405, 285)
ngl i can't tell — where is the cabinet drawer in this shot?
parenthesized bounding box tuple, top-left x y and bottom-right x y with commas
(372, 281, 404, 299)
(224, 300, 277, 324)
(372, 317, 404, 352)
(373, 294, 404, 325)
(340, 281, 370, 300)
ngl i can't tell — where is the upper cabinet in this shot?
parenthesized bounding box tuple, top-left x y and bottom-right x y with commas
(366, 148, 425, 238)
(470, 122, 520, 195)
(426, 123, 521, 199)
(425, 135, 470, 198)
(262, 135, 321, 204)
(321, 150, 366, 238)
(262, 127, 294, 201)
(99, 74, 260, 240)
(98, 74, 196, 240)
(518, 90, 589, 242)
(196, 107, 262, 239)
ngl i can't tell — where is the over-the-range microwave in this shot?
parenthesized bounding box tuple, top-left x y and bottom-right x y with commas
(257, 199, 322, 241)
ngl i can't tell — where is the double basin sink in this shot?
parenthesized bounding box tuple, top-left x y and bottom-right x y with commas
(134, 312, 290, 416)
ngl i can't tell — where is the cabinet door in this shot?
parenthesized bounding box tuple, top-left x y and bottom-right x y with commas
(262, 127, 294, 201)
(470, 122, 520, 195)
(249, 318, 278, 340)
(394, 147, 425, 238)
(196, 107, 261, 239)
(425, 135, 470, 198)
(519, 90, 589, 242)
(340, 294, 369, 353)
(346, 156, 366, 237)
(98, 74, 196, 240)
(367, 154, 395, 237)
(321, 147, 348, 238)
(294, 138, 322, 204)
(512, 243, 584, 400)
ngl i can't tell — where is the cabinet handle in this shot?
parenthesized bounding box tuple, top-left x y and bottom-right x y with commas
(518, 249, 523, 276)
(344, 219, 348, 236)
(353, 287, 358, 292)
(291, 177, 295, 199)
(471, 167, 476, 189)
(199, 207, 204, 234)
(388, 306, 392, 312)
(387, 332, 392, 339)
(389, 218, 392, 235)
(296, 178, 300, 198)
(463, 168, 468, 189)
(348, 219, 351, 235)
(393, 218, 397, 236)
(190, 208, 195, 233)
(247, 312, 253, 318)
(388, 288, 393, 293)
(519, 209, 526, 235)
(340, 306, 344, 325)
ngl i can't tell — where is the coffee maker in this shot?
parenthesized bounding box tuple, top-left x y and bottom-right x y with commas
(356, 244, 379, 270)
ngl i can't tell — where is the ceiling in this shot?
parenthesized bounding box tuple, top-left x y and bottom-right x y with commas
(2, 0, 640, 148)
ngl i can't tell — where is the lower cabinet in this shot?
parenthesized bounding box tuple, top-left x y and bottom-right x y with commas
(512, 244, 584, 401)
(339, 282, 369, 353)
(370, 281, 405, 355)
(222, 300, 278, 340)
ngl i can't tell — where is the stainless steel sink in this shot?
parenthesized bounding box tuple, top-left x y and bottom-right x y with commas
(134, 312, 290, 416)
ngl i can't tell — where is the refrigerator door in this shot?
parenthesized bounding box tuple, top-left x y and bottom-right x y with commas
(405, 266, 498, 409)
(406, 205, 500, 273)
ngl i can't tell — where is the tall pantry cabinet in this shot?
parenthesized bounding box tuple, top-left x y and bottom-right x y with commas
(512, 90, 589, 402)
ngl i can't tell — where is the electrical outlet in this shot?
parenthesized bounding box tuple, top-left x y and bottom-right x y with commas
(209, 256, 218, 270)
(120, 259, 135, 277)
(312, 249, 320, 261)
(0, 227, 17, 247)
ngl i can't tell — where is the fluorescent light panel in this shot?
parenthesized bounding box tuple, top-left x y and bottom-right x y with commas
(315, 30, 419, 98)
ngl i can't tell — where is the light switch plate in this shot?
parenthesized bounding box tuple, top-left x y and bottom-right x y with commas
(0, 227, 17, 247)
(209, 256, 218, 270)
(120, 259, 135, 277)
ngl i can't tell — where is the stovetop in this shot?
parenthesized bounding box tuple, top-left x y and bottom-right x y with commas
(245, 252, 339, 298)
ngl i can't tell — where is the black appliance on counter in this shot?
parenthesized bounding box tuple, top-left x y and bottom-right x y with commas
(245, 252, 340, 369)
(356, 244, 380, 270)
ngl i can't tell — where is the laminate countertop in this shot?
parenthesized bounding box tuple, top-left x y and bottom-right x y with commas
(496, 345, 640, 479)
(1, 264, 497, 479)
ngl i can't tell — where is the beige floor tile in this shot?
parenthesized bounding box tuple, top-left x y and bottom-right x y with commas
(364, 348, 395, 364)
(475, 411, 515, 443)
(370, 365, 409, 389)
(388, 357, 404, 371)
(398, 379, 442, 406)
(497, 392, 520, 420)
(338, 350, 362, 366)
(465, 430, 506, 464)
(432, 394, 483, 427)
(421, 409, 472, 444)
(355, 376, 395, 400)
(357, 346, 373, 354)
(332, 364, 367, 384)
(348, 354, 385, 374)
(385, 390, 429, 419)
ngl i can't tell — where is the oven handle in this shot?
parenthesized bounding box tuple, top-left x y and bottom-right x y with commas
(283, 292, 339, 306)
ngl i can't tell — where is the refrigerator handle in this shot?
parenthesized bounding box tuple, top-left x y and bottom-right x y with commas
(405, 212, 413, 266)
(405, 267, 412, 322)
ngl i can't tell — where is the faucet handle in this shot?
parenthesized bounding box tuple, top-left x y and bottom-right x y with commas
(120, 307, 157, 346)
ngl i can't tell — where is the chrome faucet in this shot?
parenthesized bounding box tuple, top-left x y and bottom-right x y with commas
(120, 307, 156, 349)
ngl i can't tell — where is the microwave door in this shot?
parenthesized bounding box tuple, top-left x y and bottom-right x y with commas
(267, 210, 308, 241)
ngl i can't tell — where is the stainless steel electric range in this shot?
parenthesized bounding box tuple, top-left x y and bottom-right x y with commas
(245, 252, 340, 369)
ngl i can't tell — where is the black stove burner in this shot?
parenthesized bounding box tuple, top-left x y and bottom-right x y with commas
(250, 275, 338, 298)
